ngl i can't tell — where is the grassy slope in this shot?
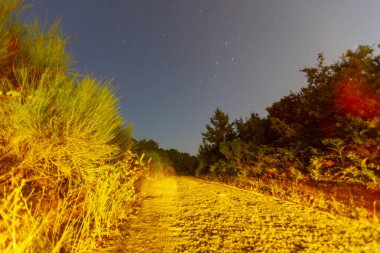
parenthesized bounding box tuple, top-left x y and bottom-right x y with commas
(0, 1, 145, 252)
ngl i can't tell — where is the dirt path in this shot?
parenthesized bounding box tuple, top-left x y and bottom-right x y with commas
(111, 176, 380, 252)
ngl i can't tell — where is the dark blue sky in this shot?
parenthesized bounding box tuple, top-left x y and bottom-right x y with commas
(23, 0, 380, 154)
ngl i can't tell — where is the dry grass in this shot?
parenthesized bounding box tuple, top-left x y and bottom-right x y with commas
(0, 1, 145, 252)
(0, 157, 144, 252)
(203, 174, 380, 224)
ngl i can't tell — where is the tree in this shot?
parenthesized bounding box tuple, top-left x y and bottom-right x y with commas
(166, 149, 199, 175)
(235, 112, 265, 146)
(202, 108, 233, 147)
(197, 108, 233, 174)
(134, 139, 160, 153)
(197, 45, 380, 183)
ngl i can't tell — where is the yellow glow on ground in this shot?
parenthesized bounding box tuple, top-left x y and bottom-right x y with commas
(107, 176, 380, 252)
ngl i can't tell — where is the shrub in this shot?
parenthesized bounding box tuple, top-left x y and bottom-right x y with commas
(0, 1, 143, 252)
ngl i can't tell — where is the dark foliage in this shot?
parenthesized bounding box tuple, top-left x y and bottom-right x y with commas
(133, 139, 199, 175)
(197, 45, 380, 188)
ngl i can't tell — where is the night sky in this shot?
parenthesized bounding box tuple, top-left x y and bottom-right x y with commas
(22, 0, 380, 154)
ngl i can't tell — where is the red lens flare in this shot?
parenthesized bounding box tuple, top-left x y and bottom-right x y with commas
(336, 79, 380, 120)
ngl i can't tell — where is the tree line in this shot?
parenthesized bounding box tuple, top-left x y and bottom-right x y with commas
(197, 45, 380, 188)
(133, 139, 199, 175)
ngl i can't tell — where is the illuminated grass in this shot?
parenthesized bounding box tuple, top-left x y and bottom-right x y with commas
(0, 1, 144, 252)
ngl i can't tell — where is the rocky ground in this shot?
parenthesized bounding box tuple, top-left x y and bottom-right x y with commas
(103, 176, 380, 252)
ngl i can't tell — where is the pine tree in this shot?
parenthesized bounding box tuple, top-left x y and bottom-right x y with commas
(197, 108, 233, 174)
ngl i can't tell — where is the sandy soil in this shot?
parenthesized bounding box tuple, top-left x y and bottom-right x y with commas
(104, 176, 380, 252)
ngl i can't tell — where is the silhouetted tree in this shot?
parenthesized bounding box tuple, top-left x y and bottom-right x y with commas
(166, 149, 198, 175)
(235, 112, 265, 146)
(197, 45, 380, 183)
(197, 108, 233, 174)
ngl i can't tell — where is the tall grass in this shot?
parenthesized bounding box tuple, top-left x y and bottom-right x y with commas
(1, 1, 144, 252)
